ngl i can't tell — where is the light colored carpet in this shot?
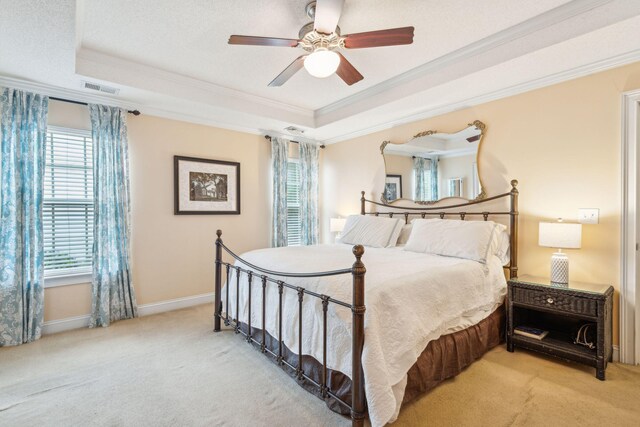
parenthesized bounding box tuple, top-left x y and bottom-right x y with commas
(1, 304, 639, 427)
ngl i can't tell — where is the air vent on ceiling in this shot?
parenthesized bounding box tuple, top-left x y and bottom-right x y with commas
(284, 126, 305, 135)
(81, 81, 120, 95)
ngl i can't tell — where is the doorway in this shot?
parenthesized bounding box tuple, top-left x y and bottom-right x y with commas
(621, 89, 640, 364)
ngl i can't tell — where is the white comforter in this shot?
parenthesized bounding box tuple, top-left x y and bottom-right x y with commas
(221, 244, 506, 426)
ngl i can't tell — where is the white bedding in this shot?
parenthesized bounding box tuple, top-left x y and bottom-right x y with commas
(221, 244, 507, 426)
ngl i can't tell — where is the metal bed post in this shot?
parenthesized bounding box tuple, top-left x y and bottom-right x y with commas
(214, 230, 222, 332)
(351, 244, 366, 426)
(509, 180, 519, 279)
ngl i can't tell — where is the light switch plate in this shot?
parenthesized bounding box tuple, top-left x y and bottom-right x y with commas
(578, 208, 599, 224)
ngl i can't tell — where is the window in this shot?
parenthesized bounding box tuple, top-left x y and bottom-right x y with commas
(44, 127, 94, 277)
(286, 160, 301, 246)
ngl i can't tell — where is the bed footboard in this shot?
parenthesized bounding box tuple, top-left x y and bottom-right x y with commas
(213, 230, 367, 427)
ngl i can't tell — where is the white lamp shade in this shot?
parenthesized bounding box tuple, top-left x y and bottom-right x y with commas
(539, 222, 582, 249)
(304, 50, 340, 78)
(330, 218, 346, 233)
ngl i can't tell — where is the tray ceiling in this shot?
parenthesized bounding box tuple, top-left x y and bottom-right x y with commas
(2, 0, 640, 143)
(80, 0, 571, 110)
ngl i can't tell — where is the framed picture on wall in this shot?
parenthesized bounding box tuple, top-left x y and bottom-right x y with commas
(385, 174, 403, 200)
(174, 156, 240, 215)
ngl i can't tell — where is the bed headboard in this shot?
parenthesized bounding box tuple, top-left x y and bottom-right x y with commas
(360, 179, 519, 278)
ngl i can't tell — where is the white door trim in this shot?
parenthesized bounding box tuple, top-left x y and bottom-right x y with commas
(621, 89, 640, 364)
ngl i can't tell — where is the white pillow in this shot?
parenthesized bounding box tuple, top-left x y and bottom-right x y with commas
(396, 224, 413, 245)
(492, 227, 511, 265)
(404, 218, 506, 264)
(339, 215, 404, 248)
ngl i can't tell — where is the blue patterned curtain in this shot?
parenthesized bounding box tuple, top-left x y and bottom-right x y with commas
(0, 88, 48, 346)
(413, 157, 429, 201)
(430, 156, 439, 201)
(299, 141, 319, 245)
(271, 137, 289, 247)
(88, 104, 137, 327)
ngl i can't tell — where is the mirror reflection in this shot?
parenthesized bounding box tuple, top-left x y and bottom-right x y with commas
(382, 120, 486, 204)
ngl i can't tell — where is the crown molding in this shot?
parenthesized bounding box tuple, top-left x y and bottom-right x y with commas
(76, 48, 312, 116)
(437, 148, 477, 159)
(134, 104, 266, 136)
(4, 46, 640, 146)
(76, 48, 315, 127)
(315, 0, 618, 124)
(260, 129, 319, 145)
(0, 75, 281, 137)
(320, 48, 640, 145)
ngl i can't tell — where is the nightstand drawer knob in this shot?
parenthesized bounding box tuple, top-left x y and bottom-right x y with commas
(547, 297, 554, 304)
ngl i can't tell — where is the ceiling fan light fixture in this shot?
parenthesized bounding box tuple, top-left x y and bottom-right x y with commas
(304, 49, 340, 78)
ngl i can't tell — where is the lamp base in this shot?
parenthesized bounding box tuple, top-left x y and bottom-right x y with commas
(550, 252, 569, 284)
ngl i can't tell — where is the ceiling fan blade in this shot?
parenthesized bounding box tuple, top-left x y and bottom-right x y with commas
(228, 35, 299, 47)
(314, 0, 345, 34)
(268, 56, 307, 87)
(335, 53, 363, 86)
(344, 26, 414, 49)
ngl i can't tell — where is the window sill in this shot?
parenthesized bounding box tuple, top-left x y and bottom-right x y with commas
(44, 273, 92, 288)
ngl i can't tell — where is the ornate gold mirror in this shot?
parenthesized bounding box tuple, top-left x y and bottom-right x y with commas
(381, 120, 486, 204)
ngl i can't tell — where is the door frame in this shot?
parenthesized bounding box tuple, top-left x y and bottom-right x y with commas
(621, 89, 640, 364)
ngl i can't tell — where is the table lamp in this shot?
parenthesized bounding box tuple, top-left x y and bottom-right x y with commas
(539, 219, 582, 284)
(330, 217, 346, 241)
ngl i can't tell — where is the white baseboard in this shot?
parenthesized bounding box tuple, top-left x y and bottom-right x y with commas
(137, 292, 214, 316)
(613, 345, 620, 363)
(42, 314, 91, 335)
(42, 292, 215, 336)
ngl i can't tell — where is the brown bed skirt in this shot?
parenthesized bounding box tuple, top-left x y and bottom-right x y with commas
(234, 304, 505, 416)
(403, 305, 505, 405)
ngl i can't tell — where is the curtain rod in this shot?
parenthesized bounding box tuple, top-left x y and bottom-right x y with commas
(264, 135, 325, 149)
(50, 96, 141, 116)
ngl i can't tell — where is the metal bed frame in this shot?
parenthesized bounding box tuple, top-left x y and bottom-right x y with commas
(213, 179, 519, 426)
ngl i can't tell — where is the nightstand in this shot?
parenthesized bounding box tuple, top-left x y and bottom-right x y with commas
(506, 275, 613, 380)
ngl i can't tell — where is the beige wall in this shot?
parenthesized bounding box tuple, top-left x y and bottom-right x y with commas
(322, 61, 640, 345)
(44, 60, 640, 344)
(45, 101, 271, 321)
(383, 153, 413, 199)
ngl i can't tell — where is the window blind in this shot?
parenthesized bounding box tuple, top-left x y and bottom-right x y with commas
(44, 128, 94, 275)
(286, 161, 301, 246)
(424, 173, 433, 200)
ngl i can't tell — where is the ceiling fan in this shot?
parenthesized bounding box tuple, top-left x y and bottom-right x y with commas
(228, 0, 414, 87)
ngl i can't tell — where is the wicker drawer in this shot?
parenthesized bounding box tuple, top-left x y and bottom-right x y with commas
(512, 287, 597, 317)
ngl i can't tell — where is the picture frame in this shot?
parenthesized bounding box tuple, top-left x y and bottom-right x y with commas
(448, 177, 464, 198)
(174, 155, 241, 215)
(385, 174, 403, 200)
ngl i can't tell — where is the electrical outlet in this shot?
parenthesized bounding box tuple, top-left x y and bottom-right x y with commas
(578, 208, 599, 224)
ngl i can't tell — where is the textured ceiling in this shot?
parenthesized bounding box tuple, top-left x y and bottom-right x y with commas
(0, 0, 76, 85)
(80, 0, 571, 109)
